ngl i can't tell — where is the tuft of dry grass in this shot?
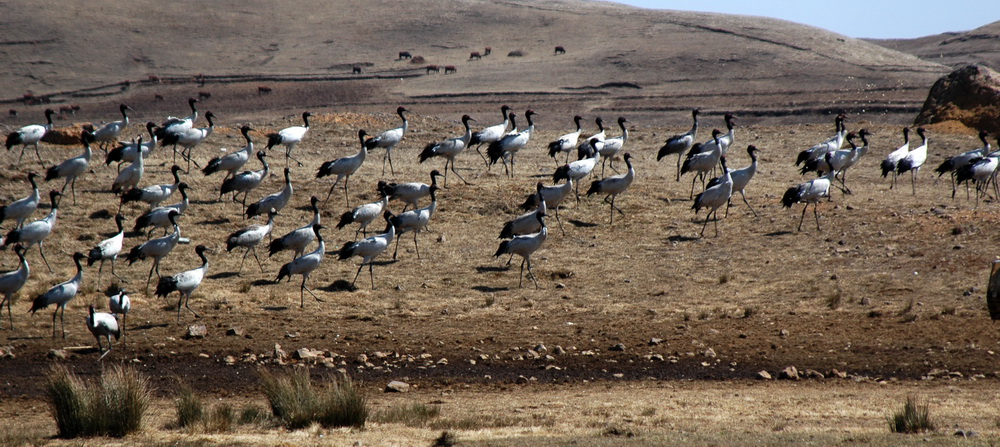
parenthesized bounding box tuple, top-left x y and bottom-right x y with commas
(887, 396, 935, 434)
(46, 364, 151, 438)
(258, 367, 368, 430)
(374, 402, 441, 427)
(175, 383, 204, 429)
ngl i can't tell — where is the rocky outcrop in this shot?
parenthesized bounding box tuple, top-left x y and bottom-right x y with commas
(915, 64, 1000, 134)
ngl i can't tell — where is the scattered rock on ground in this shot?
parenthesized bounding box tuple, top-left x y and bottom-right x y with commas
(186, 324, 208, 339)
(779, 366, 799, 380)
(47, 349, 70, 360)
(385, 380, 410, 393)
(757, 370, 773, 380)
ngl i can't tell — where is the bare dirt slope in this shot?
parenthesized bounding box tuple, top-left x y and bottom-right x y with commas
(0, 0, 948, 125)
(868, 21, 1000, 71)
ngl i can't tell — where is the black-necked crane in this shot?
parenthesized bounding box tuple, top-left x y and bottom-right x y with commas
(126, 209, 182, 292)
(680, 129, 724, 199)
(338, 213, 395, 290)
(92, 104, 132, 153)
(29, 251, 85, 338)
(419, 114, 476, 186)
(554, 139, 601, 203)
(155, 98, 199, 148)
(390, 185, 438, 260)
(657, 109, 699, 181)
(121, 165, 185, 210)
(693, 156, 733, 237)
(801, 132, 865, 194)
(383, 170, 442, 212)
(269, 196, 321, 260)
(5, 108, 54, 164)
(586, 152, 636, 224)
(163, 111, 215, 171)
(881, 127, 910, 188)
(45, 130, 95, 205)
(220, 151, 269, 211)
(577, 117, 606, 160)
(246, 167, 292, 219)
(936, 130, 990, 199)
(133, 183, 191, 236)
(368, 106, 409, 175)
(896, 127, 928, 195)
(687, 113, 736, 158)
(782, 153, 836, 231)
(276, 224, 326, 306)
(597, 117, 629, 176)
(155, 244, 210, 323)
(318, 130, 369, 206)
(707, 145, 762, 217)
(796, 114, 846, 166)
(337, 182, 389, 238)
(108, 288, 130, 342)
(955, 147, 1000, 206)
(835, 129, 871, 194)
(488, 110, 536, 177)
(493, 211, 547, 289)
(0, 172, 41, 229)
(3, 190, 61, 273)
(111, 141, 145, 196)
(202, 125, 255, 180)
(227, 208, 278, 275)
(547, 115, 584, 165)
(470, 105, 511, 166)
(87, 305, 120, 360)
(155, 98, 200, 165)
(87, 214, 126, 285)
(498, 199, 546, 266)
(519, 180, 572, 235)
(0, 245, 30, 330)
(106, 122, 158, 169)
(266, 111, 311, 167)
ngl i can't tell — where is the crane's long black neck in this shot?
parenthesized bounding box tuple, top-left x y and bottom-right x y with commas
(301, 112, 311, 128)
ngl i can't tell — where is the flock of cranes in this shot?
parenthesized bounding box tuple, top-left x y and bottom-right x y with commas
(0, 99, 997, 360)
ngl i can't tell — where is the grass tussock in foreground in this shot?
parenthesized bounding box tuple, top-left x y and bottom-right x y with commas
(46, 364, 151, 438)
(258, 367, 368, 429)
(888, 396, 935, 434)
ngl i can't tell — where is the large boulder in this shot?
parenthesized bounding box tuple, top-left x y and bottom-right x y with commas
(915, 64, 1000, 134)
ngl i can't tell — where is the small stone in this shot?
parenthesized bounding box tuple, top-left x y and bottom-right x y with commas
(828, 369, 848, 379)
(198, 353, 210, 358)
(47, 349, 70, 360)
(778, 366, 799, 380)
(437, 235, 445, 243)
(515, 375, 529, 384)
(357, 353, 368, 364)
(955, 429, 978, 438)
(284, 332, 299, 339)
(860, 297, 871, 306)
(294, 348, 323, 361)
(650, 354, 665, 362)
(186, 324, 208, 339)
(778, 329, 789, 338)
(385, 380, 410, 393)
(553, 345, 566, 355)
(703, 348, 716, 358)
(555, 283, 566, 289)
(757, 370, 772, 380)
(436, 358, 448, 365)
(226, 327, 244, 337)
(609, 343, 626, 352)
(648, 338, 663, 346)
(534, 344, 547, 353)
(223, 355, 236, 365)
(273, 344, 287, 360)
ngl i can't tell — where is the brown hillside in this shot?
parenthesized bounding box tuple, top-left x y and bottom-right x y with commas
(0, 0, 948, 125)
(867, 21, 1000, 71)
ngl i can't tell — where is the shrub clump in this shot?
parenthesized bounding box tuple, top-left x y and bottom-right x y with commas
(259, 367, 368, 429)
(175, 384, 204, 428)
(887, 396, 935, 434)
(46, 364, 151, 438)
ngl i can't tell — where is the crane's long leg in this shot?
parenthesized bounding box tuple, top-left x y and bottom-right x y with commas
(323, 178, 342, 205)
(518, 258, 525, 288)
(145, 260, 157, 293)
(554, 207, 565, 236)
(797, 203, 809, 231)
(97, 336, 113, 361)
(2, 294, 12, 330)
(351, 263, 365, 288)
(94, 334, 104, 357)
(392, 233, 402, 260)
(741, 191, 758, 217)
(475, 144, 490, 167)
(51, 308, 58, 338)
(700, 210, 711, 237)
(713, 209, 720, 237)
(911, 170, 917, 195)
(813, 202, 821, 230)
(38, 242, 53, 273)
(98, 260, 105, 286)
(412, 232, 421, 260)
(60, 305, 67, 338)
(527, 257, 539, 289)
(689, 175, 698, 200)
(238, 248, 250, 275)
(368, 262, 376, 289)
(449, 159, 472, 185)
(344, 176, 351, 207)
(252, 247, 265, 273)
(180, 291, 200, 322)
